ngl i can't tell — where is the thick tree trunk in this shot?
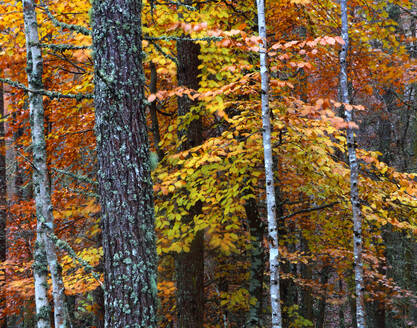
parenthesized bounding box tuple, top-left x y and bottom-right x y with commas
(91, 0, 158, 327)
(175, 15, 205, 327)
(339, 1, 366, 327)
(256, 1, 282, 327)
(23, 1, 68, 327)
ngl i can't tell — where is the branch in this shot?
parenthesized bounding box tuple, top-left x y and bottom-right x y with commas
(66, 187, 99, 199)
(0, 77, 93, 100)
(144, 35, 222, 42)
(279, 202, 339, 221)
(156, 107, 176, 116)
(45, 228, 103, 288)
(397, 4, 417, 19)
(154, 0, 198, 10)
(31, 42, 91, 51)
(38, 2, 91, 36)
(52, 167, 98, 185)
(148, 39, 178, 65)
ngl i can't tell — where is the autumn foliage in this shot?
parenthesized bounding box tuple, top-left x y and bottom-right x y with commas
(0, 0, 416, 327)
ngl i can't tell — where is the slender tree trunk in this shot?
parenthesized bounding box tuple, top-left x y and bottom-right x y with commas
(91, 0, 158, 327)
(256, 1, 282, 327)
(23, 1, 68, 327)
(175, 10, 205, 326)
(339, 1, 366, 327)
(0, 74, 6, 328)
(149, 63, 164, 160)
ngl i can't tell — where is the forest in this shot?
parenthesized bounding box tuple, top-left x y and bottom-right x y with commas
(0, 0, 416, 327)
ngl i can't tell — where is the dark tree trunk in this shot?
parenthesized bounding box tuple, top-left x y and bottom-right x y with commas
(91, 0, 158, 327)
(244, 194, 265, 327)
(149, 62, 163, 160)
(175, 20, 204, 328)
(93, 285, 105, 328)
(316, 266, 329, 328)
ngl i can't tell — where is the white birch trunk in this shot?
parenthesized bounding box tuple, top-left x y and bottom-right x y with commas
(339, 0, 366, 327)
(23, 1, 68, 327)
(256, 1, 282, 327)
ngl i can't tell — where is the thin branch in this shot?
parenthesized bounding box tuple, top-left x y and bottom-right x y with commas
(45, 227, 103, 288)
(52, 167, 98, 185)
(148, 39, 178, 65)
(156, 107, 176, 116)
(279, 202, 339, 221)
(46, 51, 87, 73)
(38, 2, 91, 36)
(145, 35, 222, 42)
(154, 0, 198, 10)
(0, 77, 93, 100)
(32, 42, 91, 51)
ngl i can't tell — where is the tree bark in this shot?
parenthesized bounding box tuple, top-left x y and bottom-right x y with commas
(0, 73, 6, 328)
(256, 1, 282, 327)
(316, 266, 329, 328)
(244, 194, 265, 327)
(91, 0, 158, 327)
(23, 1, 68, 327)
(149, 63, 164, 160)
(175, 11, 205, 327)
(339, 0, 366, 327)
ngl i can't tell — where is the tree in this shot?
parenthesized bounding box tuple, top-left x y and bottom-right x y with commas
(339, 0, 366, 326)
(0, 73, 6, 328)
(256, 0, 282, 327)
(175, 4, 205, 327)
(91, 0, 158, 326)
(23, 1, 68, 327)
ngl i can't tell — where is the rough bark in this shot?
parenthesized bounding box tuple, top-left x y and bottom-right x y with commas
(175, 12, 205, 327)
(339, 0, 366, 327)
(23, 1, 68, 327)
(256, 1, 282, 327)
(91, 0, 158, 327)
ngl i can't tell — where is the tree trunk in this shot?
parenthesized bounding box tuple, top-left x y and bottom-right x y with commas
(149, 62, 163, 160)
(339, 0, 366, 327)
(244, 194, 265, 327)
(91, 0, 158, 326)
(256, 1, 282, 327)
(23, 1, 68, 327)
(0, 74, 6, 328)
(315, 266, 329, 328)
(175, 11, 204, 327)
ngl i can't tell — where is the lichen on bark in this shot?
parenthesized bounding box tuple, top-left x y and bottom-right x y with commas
(91, 0, 158, 326)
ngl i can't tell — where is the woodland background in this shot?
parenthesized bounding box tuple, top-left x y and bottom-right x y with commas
(0, 0, 417, 327)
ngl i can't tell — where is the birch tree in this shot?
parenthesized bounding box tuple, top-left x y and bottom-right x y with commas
(339, 0, 366, 326)
(91, 0, 158, 326)
(23, 1, 68, 327)
(256, 0, 282, 327)
(0, 75, 6, 328)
